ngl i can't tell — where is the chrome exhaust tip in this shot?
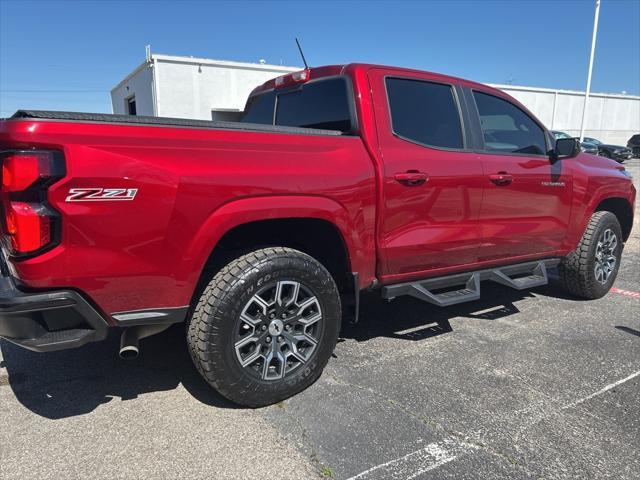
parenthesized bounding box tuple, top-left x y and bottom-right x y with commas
(119, 328, 139, 359)
(118, 323, 172, 360)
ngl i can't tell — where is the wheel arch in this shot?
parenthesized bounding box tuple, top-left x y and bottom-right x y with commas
(180, 195, 366, 308)
(594, 197, 634, 241)
(200, 217, 353, 291)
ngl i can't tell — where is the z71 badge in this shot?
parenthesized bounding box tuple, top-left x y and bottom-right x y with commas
(65, 188, 138, 202)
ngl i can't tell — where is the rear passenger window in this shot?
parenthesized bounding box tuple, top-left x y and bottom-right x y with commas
(386, 78, 463, 149)
(473, 91, 547, 155)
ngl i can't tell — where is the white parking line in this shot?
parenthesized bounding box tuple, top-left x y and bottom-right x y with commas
(345, 438, 476, 480)
(563, 370, 640, 409)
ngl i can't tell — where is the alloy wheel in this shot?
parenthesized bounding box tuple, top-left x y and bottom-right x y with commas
(594, 228, 618, 284)
(234, 280, 322, 380)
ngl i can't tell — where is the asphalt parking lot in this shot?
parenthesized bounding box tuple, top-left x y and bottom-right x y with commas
(1, 159, 639, 480)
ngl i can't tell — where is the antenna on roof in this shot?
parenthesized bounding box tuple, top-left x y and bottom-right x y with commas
(295, 38, 309, 70)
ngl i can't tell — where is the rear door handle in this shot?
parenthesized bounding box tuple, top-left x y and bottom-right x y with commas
(394, 171, 428, 186)
(489, 172, 513, 186)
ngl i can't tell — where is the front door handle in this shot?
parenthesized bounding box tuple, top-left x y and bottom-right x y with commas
(489, 172, 513, 186)
(394, 171, 428, 186)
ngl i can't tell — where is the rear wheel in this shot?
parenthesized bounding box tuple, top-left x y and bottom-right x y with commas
(600, 150, 611, 159)
(187, 247, 341, 407)
(559, 211, 623, 299)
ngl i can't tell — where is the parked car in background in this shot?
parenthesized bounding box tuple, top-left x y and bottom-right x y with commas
(583, 137, 633, 163)
(627, 134, 640, 158)
(551, 130, 598, 155)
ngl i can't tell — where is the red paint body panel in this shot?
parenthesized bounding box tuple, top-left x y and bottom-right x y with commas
(476, 154, 573, 261)
(0, 63, 635, 323)
(0, 119, 376, 319)
(367, 68, 484, 274)
(563, 153, 636, 248)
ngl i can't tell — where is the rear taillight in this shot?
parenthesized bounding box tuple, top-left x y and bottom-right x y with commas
(0, 150, 64, 256)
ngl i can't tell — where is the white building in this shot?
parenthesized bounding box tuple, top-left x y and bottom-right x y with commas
(494, 84, 639, 146)
(111, 53, 639, 144)
(111, 52, 297, 121)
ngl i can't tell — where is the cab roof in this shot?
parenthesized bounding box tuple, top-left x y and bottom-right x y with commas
(249, 63, 507, 99)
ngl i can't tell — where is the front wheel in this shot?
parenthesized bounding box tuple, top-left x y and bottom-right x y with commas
(187, 247, 341, 407)
(559, 211, 623, 299)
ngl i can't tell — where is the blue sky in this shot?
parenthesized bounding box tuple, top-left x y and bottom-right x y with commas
(1, 0, 638, 116)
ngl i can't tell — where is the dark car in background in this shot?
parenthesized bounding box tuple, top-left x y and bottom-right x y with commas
(628, 134, 640, 158)
(551, 130, 598, 155)
(583, 137, 633, 163)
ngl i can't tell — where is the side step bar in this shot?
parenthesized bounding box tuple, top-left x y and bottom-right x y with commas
(381, 259, 560, 307)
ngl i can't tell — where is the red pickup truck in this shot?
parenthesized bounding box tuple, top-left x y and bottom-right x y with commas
(0, 64, 635, 406)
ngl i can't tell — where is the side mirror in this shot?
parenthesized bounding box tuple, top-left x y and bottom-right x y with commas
(553, 137, 580, 160)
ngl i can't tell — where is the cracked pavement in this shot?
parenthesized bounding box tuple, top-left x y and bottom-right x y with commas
(1, 159, 639, 479)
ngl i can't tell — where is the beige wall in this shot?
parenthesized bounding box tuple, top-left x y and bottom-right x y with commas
(493, 84, 640, 145)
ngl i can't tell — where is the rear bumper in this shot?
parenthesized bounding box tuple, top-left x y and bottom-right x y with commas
(0, 267, 109, 352)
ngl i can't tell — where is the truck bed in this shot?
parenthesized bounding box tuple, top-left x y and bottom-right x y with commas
(9, 110, 343, 136)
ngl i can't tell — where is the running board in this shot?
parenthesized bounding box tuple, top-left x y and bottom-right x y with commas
(486, 262, 549, 290)
(381, 259, 559, 307)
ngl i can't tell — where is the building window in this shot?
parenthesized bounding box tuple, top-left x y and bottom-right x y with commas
(126, 96, 137, 115)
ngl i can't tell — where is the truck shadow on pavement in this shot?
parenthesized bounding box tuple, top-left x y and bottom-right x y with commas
(0, 326, 240, 419)
(1, 278, 576, 419)
(340, 281, 558, 342)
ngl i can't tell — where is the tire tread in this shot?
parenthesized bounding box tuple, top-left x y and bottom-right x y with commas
(559, 211, 621, 299)
(186, 247, 340, 407)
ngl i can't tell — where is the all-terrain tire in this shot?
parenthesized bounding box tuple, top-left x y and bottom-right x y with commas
(187, 247, 341, 407)
(558, 211, 623, 299)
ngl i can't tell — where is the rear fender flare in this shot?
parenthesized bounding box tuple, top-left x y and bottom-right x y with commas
(179, 195, 361, 291)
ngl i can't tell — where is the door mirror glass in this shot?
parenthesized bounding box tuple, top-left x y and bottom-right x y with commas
(554, 137, 580, 159)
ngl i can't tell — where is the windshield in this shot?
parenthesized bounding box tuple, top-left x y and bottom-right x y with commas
(241, 77, 354, 133)
(584, 137, 601, 145)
